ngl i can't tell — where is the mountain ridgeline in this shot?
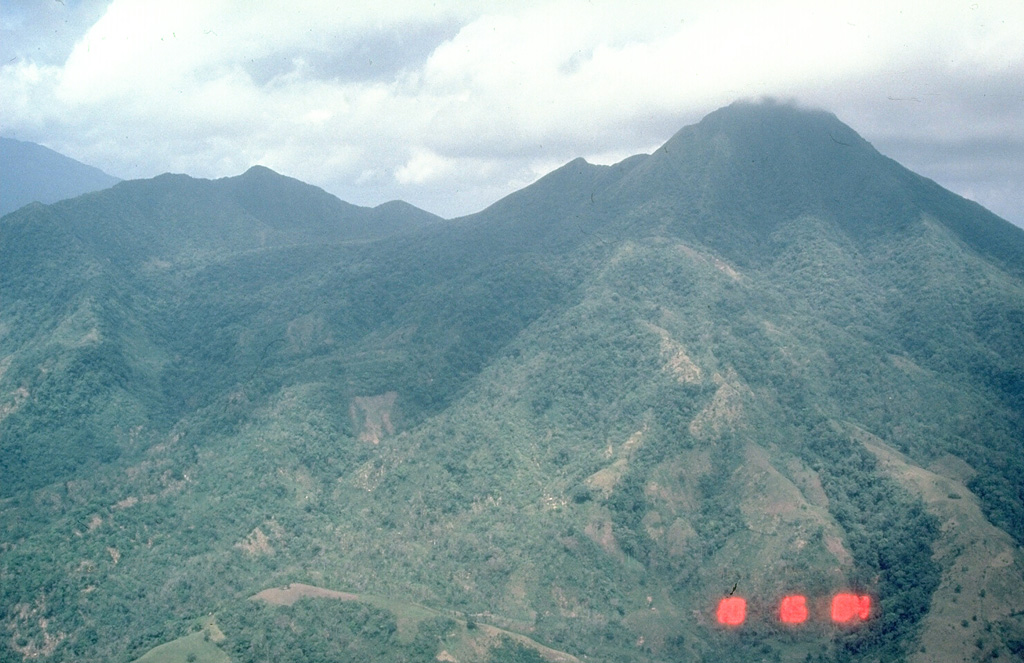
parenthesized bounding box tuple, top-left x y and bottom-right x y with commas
(2, 101, 1023, 663)
(0, 137, 121, 217)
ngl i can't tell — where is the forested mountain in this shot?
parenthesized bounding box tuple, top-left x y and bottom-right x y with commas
(0, 138, 121, 217)
(1, 101, 1022, 663)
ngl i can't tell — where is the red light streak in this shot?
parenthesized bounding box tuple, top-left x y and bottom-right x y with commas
(716, 597, 746, 625)
(713, 593, 872, 626)
(779, 595, 808, 624)
(831, 593, 871, 622)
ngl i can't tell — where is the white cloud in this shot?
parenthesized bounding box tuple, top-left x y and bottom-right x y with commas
(1, 0, 1022, 222)
(395, 148, 454, 185)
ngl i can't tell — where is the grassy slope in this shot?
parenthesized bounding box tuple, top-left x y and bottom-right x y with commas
(129, 583, 579, 663)
(131, 623, 229, 663)
(859, 430, 1024, 663)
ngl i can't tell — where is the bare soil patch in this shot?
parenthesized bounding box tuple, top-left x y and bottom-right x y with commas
(235, 527, 273, 556)
(251, 583, 360, 606)
(350, 391, 397, 444)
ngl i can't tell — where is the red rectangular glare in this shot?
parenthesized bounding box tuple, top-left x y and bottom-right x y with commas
(779, 595, 807, 623)
(831, 593, 871, 622)
(716, 597, 746, 625)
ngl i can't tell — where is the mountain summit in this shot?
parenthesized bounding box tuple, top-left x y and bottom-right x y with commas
(472, 100, 1023, 273)
(629, 100, 904, 238)
(2, 102, 1023, 663)
(633, 101, 1022, 268)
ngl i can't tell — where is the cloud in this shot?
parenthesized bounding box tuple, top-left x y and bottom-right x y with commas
(0, 0, 110, 66)
(1, 0, 1022, 223)
(395, 148, 455, 185)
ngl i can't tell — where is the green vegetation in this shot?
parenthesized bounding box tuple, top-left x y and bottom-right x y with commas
(218, 599, 412, 663)
(2, 101, 1023, 662)
(131, 629, 228, 663)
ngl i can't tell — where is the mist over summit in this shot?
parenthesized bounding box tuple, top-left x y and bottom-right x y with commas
(1, 102, 1022, 663)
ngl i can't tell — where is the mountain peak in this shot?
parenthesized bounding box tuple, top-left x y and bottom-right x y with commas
(239, 164, 282, 179)
(598, 99, 916, 258)
(660, 98, 872, 161)
(668, 100, 1024, 270)
(701, 98, 845, 127)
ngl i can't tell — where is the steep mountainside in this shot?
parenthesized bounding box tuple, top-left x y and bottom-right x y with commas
(1, 167, 443, 495)
(0, 138, 121, 216)
(1, 101, 1022, 663)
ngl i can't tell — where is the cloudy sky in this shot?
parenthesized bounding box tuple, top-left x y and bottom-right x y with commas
(2, 0, 1022, 225)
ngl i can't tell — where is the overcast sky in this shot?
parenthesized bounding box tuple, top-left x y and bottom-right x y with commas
(2, 1, 1022, 226)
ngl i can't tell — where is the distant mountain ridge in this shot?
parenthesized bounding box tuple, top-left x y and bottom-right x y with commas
(0, 137, 121, 216)
(1, 101, 1023, 663)
(2, 165, 442, 279)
